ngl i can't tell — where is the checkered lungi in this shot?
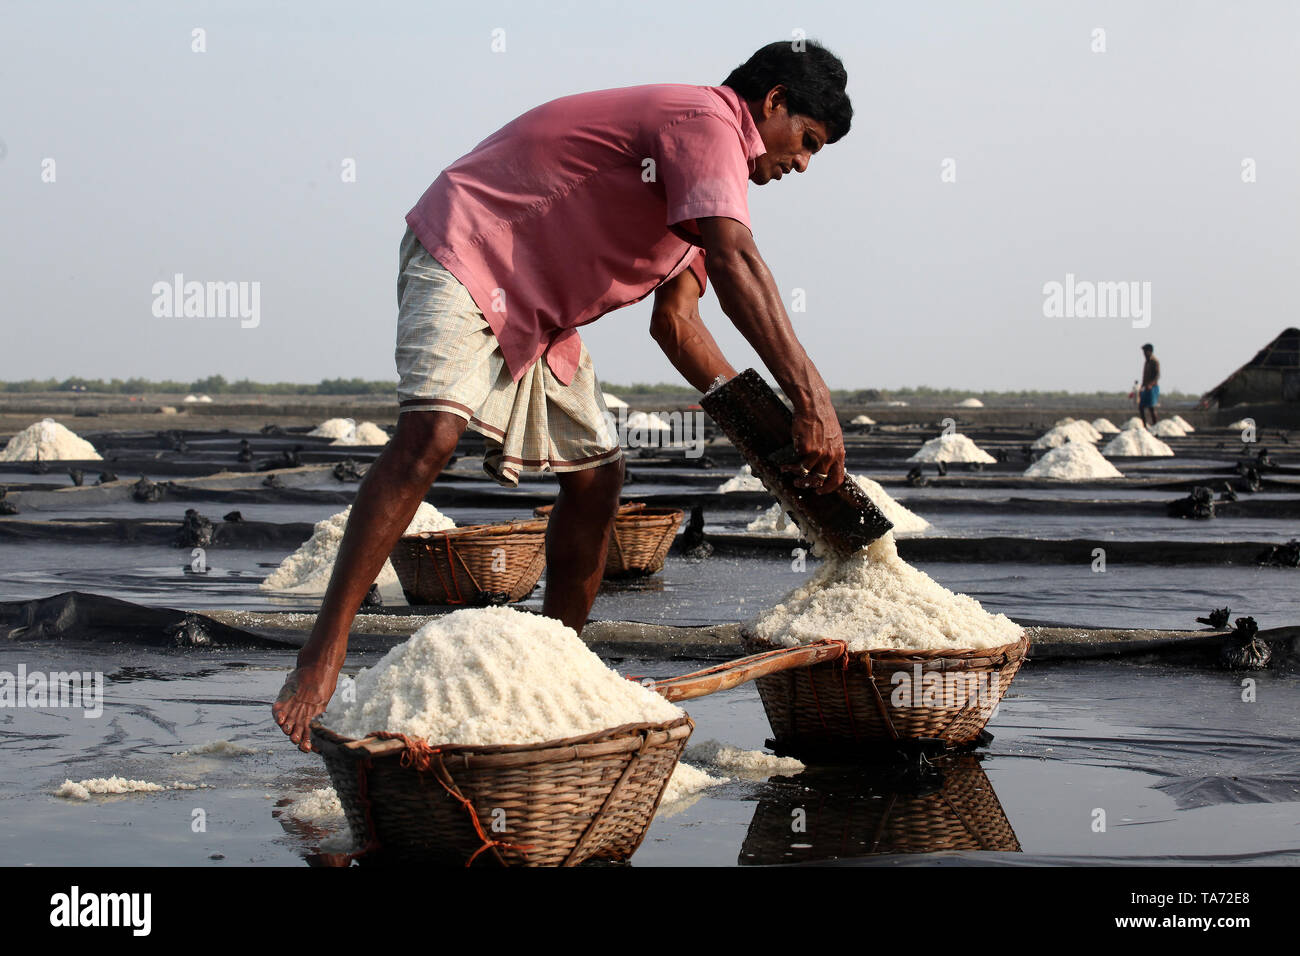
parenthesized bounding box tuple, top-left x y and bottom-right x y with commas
(394, 226, 622, 487)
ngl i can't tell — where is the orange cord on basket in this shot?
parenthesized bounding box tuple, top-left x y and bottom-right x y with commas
(368, 732, 535, 866)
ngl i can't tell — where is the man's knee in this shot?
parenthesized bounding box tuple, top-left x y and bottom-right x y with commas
(392, 411, 465, 473)
(558, 459, 624, 510)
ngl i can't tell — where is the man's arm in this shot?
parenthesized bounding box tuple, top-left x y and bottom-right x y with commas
(694, 216, 846, 492)
(649, 268, 737, 392)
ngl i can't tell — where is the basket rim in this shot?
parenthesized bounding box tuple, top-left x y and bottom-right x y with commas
(739, 627, 1031, 663)
(399, 518, 549, 541)
(310, 715, 694, 765)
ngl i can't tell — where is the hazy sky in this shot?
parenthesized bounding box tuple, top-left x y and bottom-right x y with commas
(3, 0, 1297, 394)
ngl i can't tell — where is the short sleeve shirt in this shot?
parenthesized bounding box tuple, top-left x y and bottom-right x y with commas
(405, 84, 766, 384)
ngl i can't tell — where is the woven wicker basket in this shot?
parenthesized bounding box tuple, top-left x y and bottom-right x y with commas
(311, 716, 693, 866)
(739, 754, 1019, 863)
(389, 519, 548, 605)
(533, 501, 683, 577)
(740, 629, 1030, 760)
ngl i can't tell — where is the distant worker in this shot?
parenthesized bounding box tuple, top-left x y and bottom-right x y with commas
(1139, 343, 1160, 426)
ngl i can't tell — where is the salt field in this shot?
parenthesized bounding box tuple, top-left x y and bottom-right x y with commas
(1, 413, 1297, 871)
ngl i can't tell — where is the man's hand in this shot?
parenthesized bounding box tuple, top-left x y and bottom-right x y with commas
(788, 392, 846, 493)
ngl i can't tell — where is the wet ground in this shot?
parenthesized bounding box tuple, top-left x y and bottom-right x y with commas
(2, 642, 1295, 866)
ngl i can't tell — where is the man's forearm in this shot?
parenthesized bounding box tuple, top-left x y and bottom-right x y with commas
(651, 310, 737, 393)
(706, 246, 825, 411)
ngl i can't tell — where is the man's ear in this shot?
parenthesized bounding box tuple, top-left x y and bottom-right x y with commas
(763, 85, 787, 119)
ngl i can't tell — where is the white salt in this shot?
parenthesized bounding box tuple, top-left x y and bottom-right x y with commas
(685, 739, 804, 777)
(955, 397, 984, 408)
(659, 761, 728, 806)
(626, 411, 671, 431)
(321, 606, 684, 746)
(1, 419, 102, 462)
(1024, 441, 1123, 479)
(1090, 418, 1121, 434)
(1170, 415, 1195, 433)
(282, 788, 346, 825)
(602, 392, 629, 409)
(747, 475, 929, 536)
(55, 777, 166, 800)
(1150, 419, 1187, 438)
(259, 502, 455, 593)
(330, 421, 390, 446)
(310, 418, 356, 440)
(1032, 420, 1103, 449)
(1120, 416, 1147, 431)
(850, 414, 876, 425)
(1102, 429, 1174, 457)
(751, 533, 1021, 652)
(906, 433, 997, 464)
(718, 464, 765, 493)
(1227, 418, 1253, 430)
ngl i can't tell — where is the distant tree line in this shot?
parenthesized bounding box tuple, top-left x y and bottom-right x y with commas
(0, 375, 397, 395)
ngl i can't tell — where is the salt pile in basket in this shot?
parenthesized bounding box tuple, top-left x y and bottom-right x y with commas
(750, 533, 1021, 653)
(321, 606, 684, 746)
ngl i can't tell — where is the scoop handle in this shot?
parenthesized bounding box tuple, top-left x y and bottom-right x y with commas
(645, 640, 847, 702)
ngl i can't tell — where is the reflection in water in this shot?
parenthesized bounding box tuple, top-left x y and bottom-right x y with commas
(739, 754, 1018, 865)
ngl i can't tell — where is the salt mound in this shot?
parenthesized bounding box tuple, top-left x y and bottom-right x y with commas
(1102, 429, 1174, 457)
(850, 414, 875, 425)
(310, 418, 356, 440)
(1227, 418, 1253, 430)
(956, 398, 984, 408)
(321, 606, 683, 746)
(331, 421, 390, 446)
(747, 475, 929, 536)
(718, 464, 765, 493)
(660, 762, 728, 804)
(626, 411, 670, 431)
(1025, 442, 1123, 479)
(0, 418, 102, 462)
(685, 739, 804, 776)
(260, 502, 454, 592)
(906, 433, 996, 464)
(55, 777, 166, 800)
(1090, 418, 1120, 434)
(1150, 419, 1187, 438)
(282, 788, 346, 825)
(602, 392, 629, 409)
(1170, 415, 1195, 433)
(1032, 420, 1102, 449)
(1120, 417, 1146, 431)
(183, 394, 199, 403)
(751, 533, 1021, 652)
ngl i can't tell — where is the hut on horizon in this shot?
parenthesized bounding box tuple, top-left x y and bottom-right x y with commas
(1200, 328, 1300, 426)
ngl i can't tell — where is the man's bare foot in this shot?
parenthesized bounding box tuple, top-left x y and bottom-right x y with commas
(272, 662, 340, 753)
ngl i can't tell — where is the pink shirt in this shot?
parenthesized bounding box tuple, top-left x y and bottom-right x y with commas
(405, 84, 766, 385)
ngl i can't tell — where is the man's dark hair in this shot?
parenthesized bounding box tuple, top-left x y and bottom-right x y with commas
(722, 40, 853, 143)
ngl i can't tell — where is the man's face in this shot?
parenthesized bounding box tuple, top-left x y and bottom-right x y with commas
(749, 87, 828, 185)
